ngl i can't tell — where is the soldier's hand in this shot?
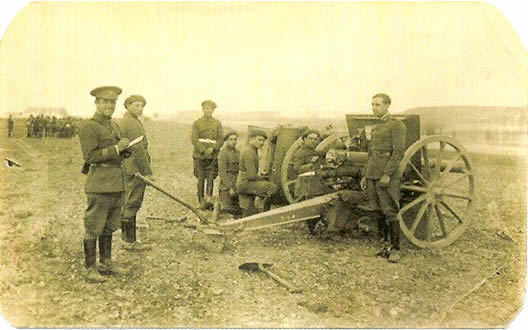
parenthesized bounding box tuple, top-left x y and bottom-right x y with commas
(145, 174, 155, 182)
(203, 147, 214, 157)
(229, 188, 237, 197)
(310, 156, 319, 163)
(360, 176, 367, 190)
(116, 138, 131, 152)
(379, 174, 390, 188)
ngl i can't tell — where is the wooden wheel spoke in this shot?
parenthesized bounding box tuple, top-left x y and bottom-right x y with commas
(439, 153, 463, 181)
(425, 205, 433, 241)
(410, 200, 430, 234)
(401, 184, 428, 193)
(421, 146, 432, 180)
(409, 161, 429, 184)
(434, 141, 446, 177)
(441, 192, 472, 200)
(434, 204, 448, 238)
(400, 194, 428, 215)
(441, 173, 470, 190)
(439, 201, 463, 223)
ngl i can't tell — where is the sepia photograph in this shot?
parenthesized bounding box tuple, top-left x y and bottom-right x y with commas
(0, 1, 526, 328)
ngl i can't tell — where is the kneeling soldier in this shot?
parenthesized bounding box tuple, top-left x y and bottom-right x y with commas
(79, 86, 129, 283)
(236, 129, 278, 217)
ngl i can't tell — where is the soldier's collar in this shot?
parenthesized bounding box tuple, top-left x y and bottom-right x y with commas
(93, 112, 111, 123)
(125, 111, 138, 119)
(380, 112, 391, 122)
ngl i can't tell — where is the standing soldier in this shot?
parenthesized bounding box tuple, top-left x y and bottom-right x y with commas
(78, 86, 130, 283)
(26, 115, 34, 137)
(236, 129, 278, 217)
(217, 130, 242, 215)
(360, 93, 406, 263)
(119, 95, 153, 252)
(191, 100, 223, 209)
(7, 115, 14, 138)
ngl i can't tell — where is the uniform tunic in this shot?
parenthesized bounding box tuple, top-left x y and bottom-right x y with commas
(364, 115, 406, 219)
(119, 111, 152, 219)
(292, 145, 331, 199)
(191, 116, 224, 179)
(217, 145, 240, 209)
(218, 145, 240, 191)
(78, 112, 125, 236)
(236, 144, 277, 197)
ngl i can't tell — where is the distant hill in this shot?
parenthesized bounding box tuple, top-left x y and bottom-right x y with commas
(404, 106, 526, 132)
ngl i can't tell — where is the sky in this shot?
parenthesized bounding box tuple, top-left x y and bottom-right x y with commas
(0, 1, 527, 118)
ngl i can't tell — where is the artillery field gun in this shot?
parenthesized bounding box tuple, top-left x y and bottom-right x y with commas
(139, 113, 475, 251)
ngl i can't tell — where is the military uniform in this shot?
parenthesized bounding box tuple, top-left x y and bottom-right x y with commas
(364, 114, 406, 250)
(79, 86, 127, 282)
(292, 145, 332, 200)
(119, 105, 152, 244)
(7, 116, 14, 137)
(236, 144, 278, 200)
(191, 114, 224, 204)
(217, 143, 241, 213)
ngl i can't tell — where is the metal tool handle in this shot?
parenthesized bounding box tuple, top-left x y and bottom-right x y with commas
(135, 173, 208, 223)
(260, 266, 303, 294)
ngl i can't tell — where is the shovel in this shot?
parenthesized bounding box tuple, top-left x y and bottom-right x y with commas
(239, 262, 303, 293)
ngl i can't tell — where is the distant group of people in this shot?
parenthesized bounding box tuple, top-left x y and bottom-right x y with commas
(26, 114, 80, 138)
(77, 85, 406, 283)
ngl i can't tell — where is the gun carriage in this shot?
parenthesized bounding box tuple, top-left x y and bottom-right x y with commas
(139, 114, 475, 251)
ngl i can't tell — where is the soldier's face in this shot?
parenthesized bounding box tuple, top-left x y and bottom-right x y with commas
(202, 105, 215, 118)
(128, 101, 145, 117)
(250, 136, 266, 149)
(226, 134, 238, 148)
(95, 98, 116, 117)
(304, 133, 320, 148)
(372, 97, 389, 118)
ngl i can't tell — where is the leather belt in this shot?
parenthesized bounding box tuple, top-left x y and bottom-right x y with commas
(372, 151, 391, 157)
(199, 138, 216, 143)
(90, 163, 121, 168)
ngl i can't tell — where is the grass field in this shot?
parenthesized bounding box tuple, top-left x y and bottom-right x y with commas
(0, 118, 526, 327)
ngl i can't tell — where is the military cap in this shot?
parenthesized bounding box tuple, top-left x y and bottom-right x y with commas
(249, 129, 267, 139)
(201, 99, 217, 109)
(302, 128, 321, 139)
(90, 86, 122, 100)
(124, 94, 147, 108)
(223, 130, 238, 141)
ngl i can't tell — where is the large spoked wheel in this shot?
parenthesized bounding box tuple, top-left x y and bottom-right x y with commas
(396, 135, 475, 248)
(280, 131, 350, 204)
(280, 137, 305, 204)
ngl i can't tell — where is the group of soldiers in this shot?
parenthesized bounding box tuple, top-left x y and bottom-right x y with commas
(26, 114, 80, 138)
(78, 86, 405, 283)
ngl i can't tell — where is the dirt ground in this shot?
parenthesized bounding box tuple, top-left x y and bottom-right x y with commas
(0, 119, 526, 328)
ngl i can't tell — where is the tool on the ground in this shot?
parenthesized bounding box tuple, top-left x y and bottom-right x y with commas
(146, 215, 187, 223)
(136, 173, 208, 224)
(5, 158, 21, 168)
(239, 262, 303, 293)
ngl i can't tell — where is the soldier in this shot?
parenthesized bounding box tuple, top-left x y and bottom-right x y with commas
(26, 115, 33, 137)
(217, 130, 242, 215)
(119, 94, 153, 252)
(236, 129, 278, 217)
(292, 129, 333, 233)
(360, 93, 406, 263)
(191, 100, 224, 209)
(78, 86, 130, 283)
(7, 115, 14, 138)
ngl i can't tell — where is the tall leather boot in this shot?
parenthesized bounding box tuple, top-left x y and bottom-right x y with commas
(84, 239, 105, 283)
(197, 180, 205, 207)
(388, 220, 401, 263)
(377, 212, 389, 244)
(120, 220, 129, 242)
(123, 216, 152, 252)
(98, 235, 125, 275)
